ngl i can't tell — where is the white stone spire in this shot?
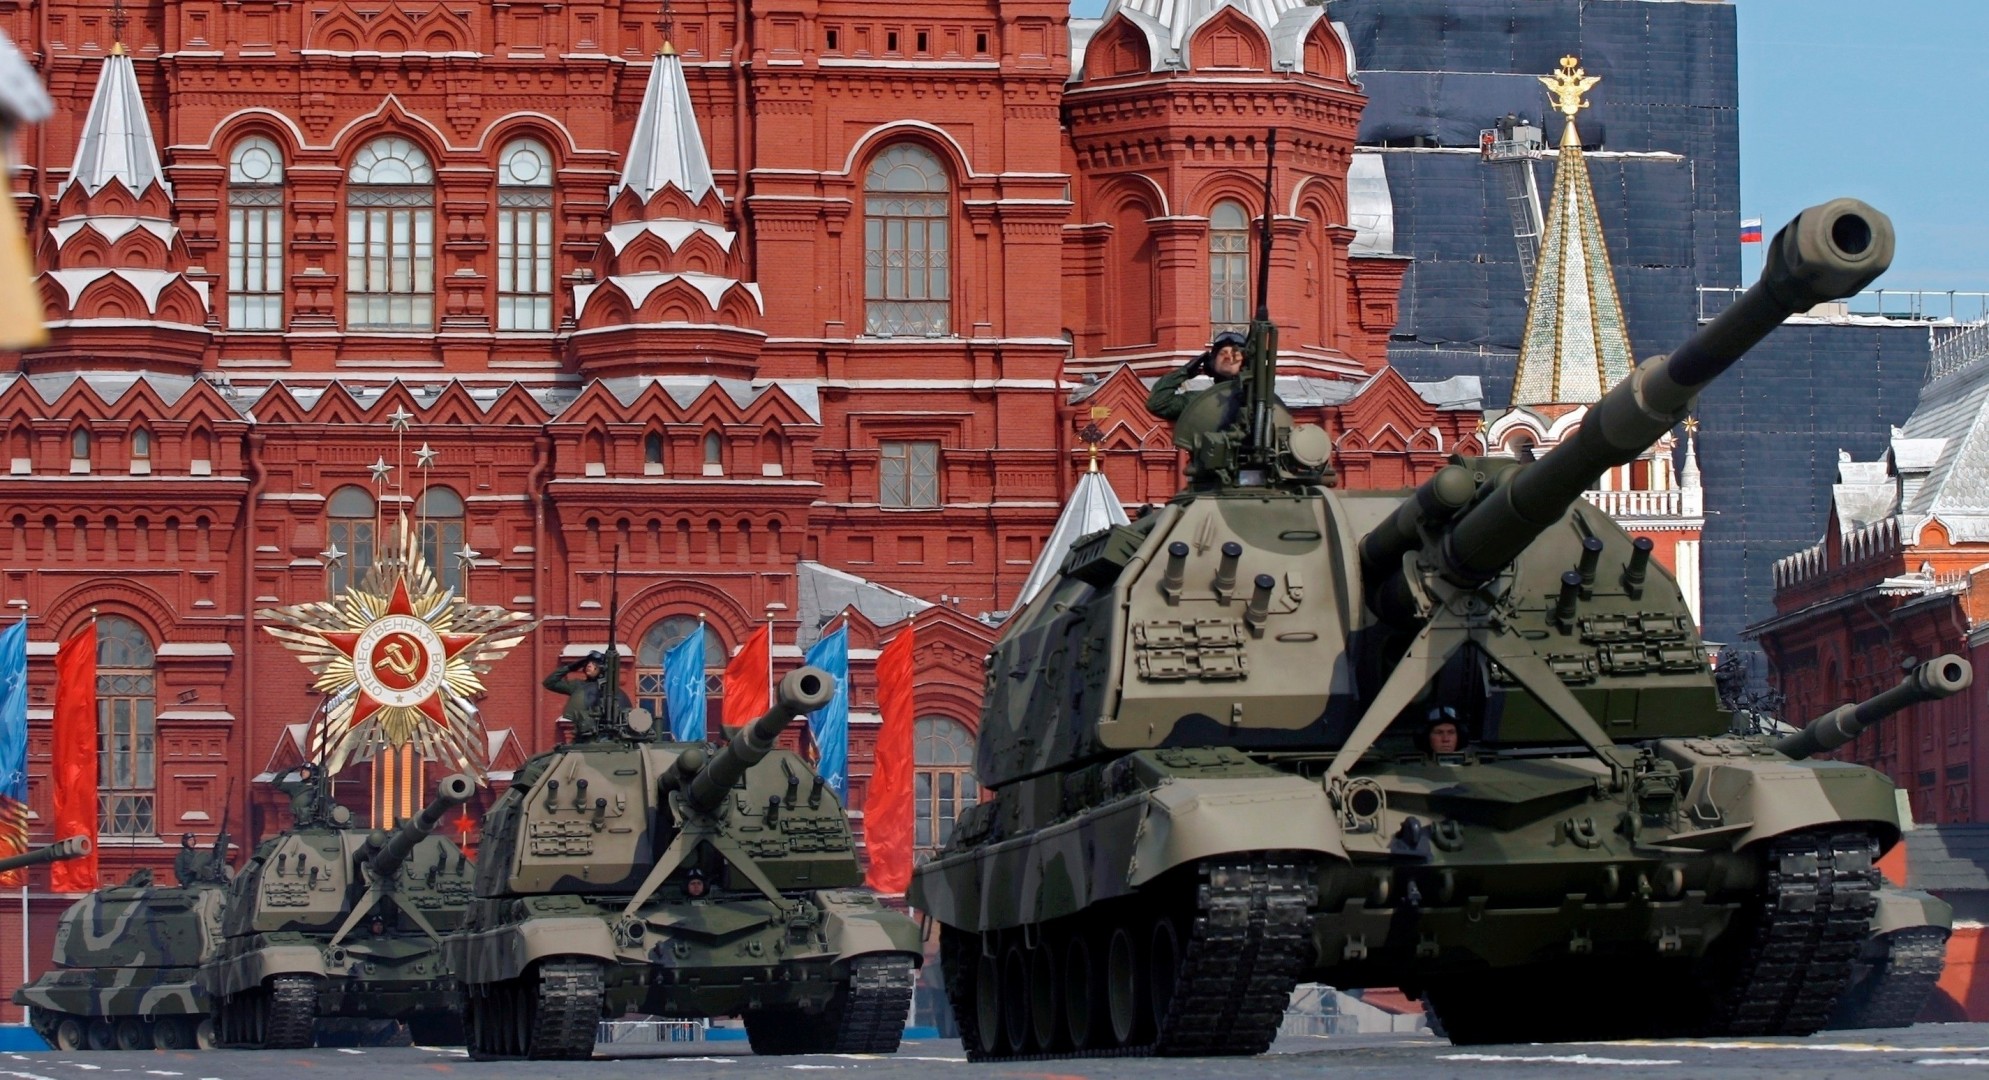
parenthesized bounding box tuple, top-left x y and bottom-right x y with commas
(1016, 467, 1132, 609)
(62, 45, 170, 199)
(614, 44, 717, 205)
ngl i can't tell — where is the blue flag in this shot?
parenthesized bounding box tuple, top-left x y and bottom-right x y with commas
(803, 625, 850, 799)
(663, 628, 707, 743)
(0, 620, 29, 864)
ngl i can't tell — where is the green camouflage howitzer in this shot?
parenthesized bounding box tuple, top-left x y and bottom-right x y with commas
(448, 666, 921, 1060)
(203, 773, 477, 1049)
(1777, 655, 1974, 1030)
(909, 198, 1917, 1055)
(17, 829, 236, 1053)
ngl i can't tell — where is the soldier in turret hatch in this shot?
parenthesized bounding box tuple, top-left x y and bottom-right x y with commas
(275, 763, 327, 825)
(1145, 331, 1247, 425)
(544, 649, 632, 742)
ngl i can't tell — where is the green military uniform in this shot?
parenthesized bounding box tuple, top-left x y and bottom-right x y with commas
(1144, 360, 1211, 422)
(543, 661, 631, 742)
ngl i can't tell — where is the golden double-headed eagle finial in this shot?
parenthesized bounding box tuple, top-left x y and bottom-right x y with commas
(1540, 55, 1600, 118)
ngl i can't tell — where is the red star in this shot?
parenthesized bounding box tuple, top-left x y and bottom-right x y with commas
(318, 577, 484, 732)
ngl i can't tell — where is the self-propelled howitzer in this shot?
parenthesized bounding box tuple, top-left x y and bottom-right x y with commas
(449, 666, 921, 1061)
(1778, 655, 1972, 761)
(911, 199, 1916, 1055)
(204, 773, 477, 1049)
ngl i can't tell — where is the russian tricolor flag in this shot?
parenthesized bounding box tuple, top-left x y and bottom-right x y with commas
(1740, 218, 1763, 244)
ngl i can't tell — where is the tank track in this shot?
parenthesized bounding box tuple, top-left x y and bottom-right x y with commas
(526, 960, 603, 1060)
(1831, 926, 1950, 1030)
(1712, 829, 1880, 1037)
(263, 975, 319, 1050)
(963, 856, 1314, 1061)
(744, 955, 917, 1054)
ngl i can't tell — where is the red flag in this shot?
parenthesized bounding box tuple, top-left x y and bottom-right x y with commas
(50, 622, 98, 893)
(865, 627, 916, 895)
(721, 623, 771, 732)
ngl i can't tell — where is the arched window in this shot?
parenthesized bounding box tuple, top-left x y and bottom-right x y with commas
(636, 616, 728, 734)
(326, 485, 376, 594)
(863, 144, 951, 337)
(643, 432, 665, 475)
(1209, 200, 1251, 334)
(417, 486, 466, 592)
(915, 718, 979, 857)
(496, 138, 555, 331)
(703, 431, 724, 476)
(228, 136, 285, 329)
(346, 136, 435, 328)
(97, 615, 157, 837)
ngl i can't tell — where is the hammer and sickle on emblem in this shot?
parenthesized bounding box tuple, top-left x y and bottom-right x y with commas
(375, 640, 422, 681)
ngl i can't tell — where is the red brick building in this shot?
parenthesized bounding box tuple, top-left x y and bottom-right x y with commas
(0, 0, 1491, 1013)
(1753, 352, 1989, 826)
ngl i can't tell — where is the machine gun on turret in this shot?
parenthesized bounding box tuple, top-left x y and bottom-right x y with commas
(1777, 655, 1972, 761)
(0, 836, 89, 875)
(1328, 199, 1896, 782)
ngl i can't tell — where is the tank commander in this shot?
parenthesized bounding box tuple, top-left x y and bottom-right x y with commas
(275, 763, 326, 825)
(544, 649, 633, 742)
(1145, 331, 1247, 422)
(1423, 706, 1469, 759)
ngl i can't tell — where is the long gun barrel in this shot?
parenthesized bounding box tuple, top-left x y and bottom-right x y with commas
(1413, 199, 1893, 593)
(366, 773, 475, 879)
(0, 836, 90, 874)
(681, 666, 837, 814)
(1777, 655, 1972, 761)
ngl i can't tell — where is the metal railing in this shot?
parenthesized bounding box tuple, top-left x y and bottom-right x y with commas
(1697, 287, 1989, 325)
(1584, 488, 1684, 519)
(596, 1018, 711, 1044)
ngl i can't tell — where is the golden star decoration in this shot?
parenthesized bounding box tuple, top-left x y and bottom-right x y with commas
(260, 515, 533, 782)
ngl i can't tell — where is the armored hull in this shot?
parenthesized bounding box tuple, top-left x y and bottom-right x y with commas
(447, 668, 922, 1060)
(202, 774, 476, 1049)
(910, 200, 1931, 1055)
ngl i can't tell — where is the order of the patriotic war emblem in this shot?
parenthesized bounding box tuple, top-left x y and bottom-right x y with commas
(260, 516, 531, 782)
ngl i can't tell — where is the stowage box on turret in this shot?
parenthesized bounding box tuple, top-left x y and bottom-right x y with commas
(201, 771, 477, 1049)
(446, 666, 923, 1060)
(909, 199, 1952, 1054)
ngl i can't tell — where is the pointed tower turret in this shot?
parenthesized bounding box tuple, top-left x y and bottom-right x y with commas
(1015, 452, 1132, 609)
(1511, 56, 1633, 407)
(570, 42, 763, 379)
(31, 44, 210, 373)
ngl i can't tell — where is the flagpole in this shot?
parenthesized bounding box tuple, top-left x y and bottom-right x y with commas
(12, 603, 25, 1025)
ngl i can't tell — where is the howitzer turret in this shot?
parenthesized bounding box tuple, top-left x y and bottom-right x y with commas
(913, 197, 1929, 1058)
(366, 772, 475, 879)
(452, 660, 920, 1060)
(0, 835, 89, 873)
(1778, 655, 1972, 761)
(669, 667, 837, 813)
(1369, 199, 1895, 617)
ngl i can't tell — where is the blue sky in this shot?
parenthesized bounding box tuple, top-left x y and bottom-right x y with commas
(1068, 0, 1987, 296)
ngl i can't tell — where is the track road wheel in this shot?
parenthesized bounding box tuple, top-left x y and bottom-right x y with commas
(1028, 939, 1061, 1052)
(744, 955, 917, 1055)
(53, 1015, 85, 1052)
(1063, 932, 1101, 1051)
(86, 1020, 114, 1051)
(1105, 923, 1145, 1048)
(113, 1018, 148, 1051)
(151, 1017, 190, 1050)
(194, 1017, 217, 1051)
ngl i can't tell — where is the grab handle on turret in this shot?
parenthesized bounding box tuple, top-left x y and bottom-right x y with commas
(0, 835, 90, 874)
(366, 773, 475, 879)
(1433, 199, 1893, 590)
(681, 666, 837, 814)
(1777, 655, 1971, 760)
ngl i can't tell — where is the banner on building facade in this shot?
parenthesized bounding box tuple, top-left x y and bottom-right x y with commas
(0, 620, 28, 886)
(865, 626, 916, 895)
(49, 621, 96, 893)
